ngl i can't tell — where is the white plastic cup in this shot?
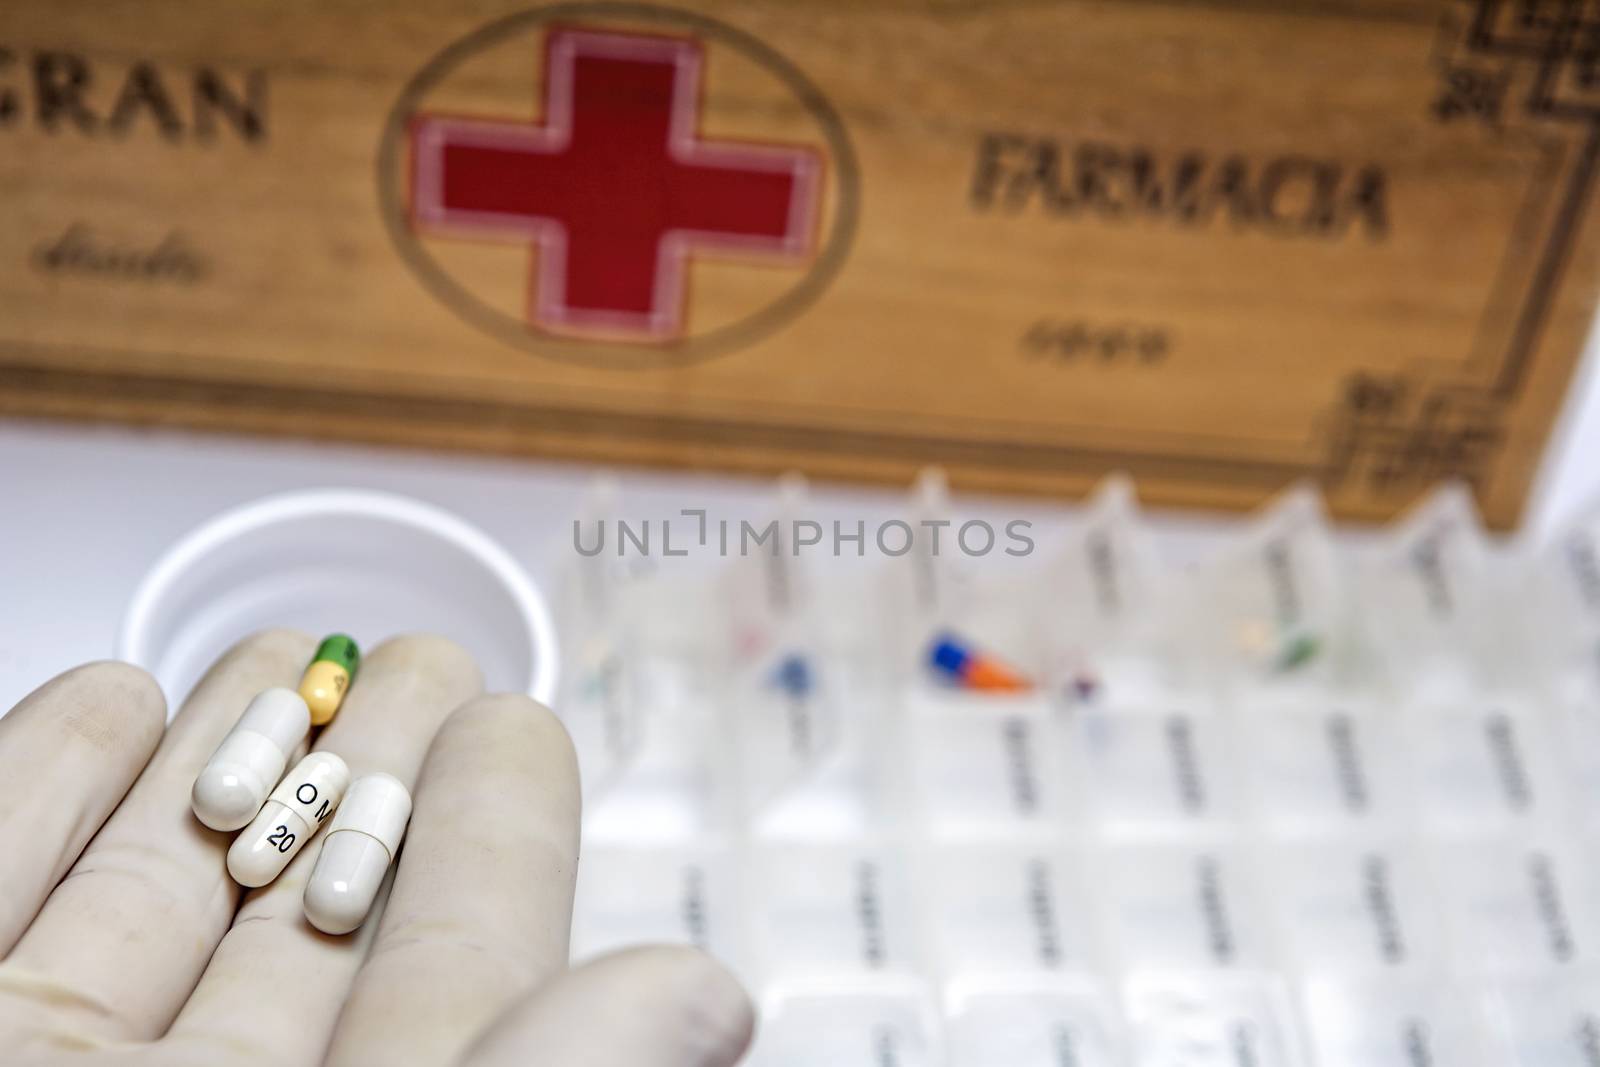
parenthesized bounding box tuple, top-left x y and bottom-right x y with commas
(118, 489, 557, 716)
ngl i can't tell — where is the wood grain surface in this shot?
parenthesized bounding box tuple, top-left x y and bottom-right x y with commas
(1, 0, 1597, 527)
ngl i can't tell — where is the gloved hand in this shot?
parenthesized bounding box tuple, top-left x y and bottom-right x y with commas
(0, 631, 754, 1066)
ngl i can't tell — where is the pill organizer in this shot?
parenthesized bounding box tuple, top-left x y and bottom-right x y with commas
(558, 473, 1600, 1067)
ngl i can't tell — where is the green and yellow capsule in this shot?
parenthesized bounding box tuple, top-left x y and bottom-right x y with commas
(1272, 630, 1320, 673)
(299, 634, 360, 726)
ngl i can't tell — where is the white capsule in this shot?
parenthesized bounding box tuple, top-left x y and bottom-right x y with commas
(227, 751, 350, 888)
(191, 688, 310, 831)
(303, 772, 411, 934)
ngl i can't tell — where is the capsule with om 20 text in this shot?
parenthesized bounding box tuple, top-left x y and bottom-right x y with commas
(228, 751, 350, 888)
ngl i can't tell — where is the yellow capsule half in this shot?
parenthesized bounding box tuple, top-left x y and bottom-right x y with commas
(298, 634, 360, 726)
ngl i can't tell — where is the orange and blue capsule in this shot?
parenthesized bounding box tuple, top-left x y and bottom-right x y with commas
(928, 633, 1031, 692)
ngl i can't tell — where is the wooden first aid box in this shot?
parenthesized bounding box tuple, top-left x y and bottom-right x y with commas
(3, 0, 1599, 527)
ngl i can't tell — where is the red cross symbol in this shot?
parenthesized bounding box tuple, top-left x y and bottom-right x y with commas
(409, 28, 822, 342)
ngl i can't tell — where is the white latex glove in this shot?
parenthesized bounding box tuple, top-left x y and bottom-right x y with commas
(0, 631, 754, 1067)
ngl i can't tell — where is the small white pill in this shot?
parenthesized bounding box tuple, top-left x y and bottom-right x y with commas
(191, 688, 310, 831)
(304, 772, 411, 934)
(227, 751, 350, 888)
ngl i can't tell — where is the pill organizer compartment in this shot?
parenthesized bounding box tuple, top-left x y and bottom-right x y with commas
(1525, 511, 1600, 704)
(1093, 839, 1270, 975)
(751, 978, 943, 1067)
(1357, 484, 1500, 700)
(944, 978, 1126, 1067)
(1298, 977, 1486, 1067)
(559, 476, 1600, 1065)
(744, 841, 920, 984)
(1263, 837, 1439, 978)
(1403, 696, 1566, 834)
(1427, 835, 1600, 979)
(1124, 974, 1308, 1067)
(1551, 695, 1600, 834)
(574, 644, 732, 844)
(570, 843, 741, 967)
(916, 842, 1100, 979)
(557, 551, 732, 843)
(904, 690, 1066, 838)
(1072, 706, 1239, 837)
(1191, 486, 1351, 692)
(736, 636, 893, 842)
(1235, 700, 1407, 834)
(1479, 979, 1600, 1066)
(1037, 475, 1189, 710)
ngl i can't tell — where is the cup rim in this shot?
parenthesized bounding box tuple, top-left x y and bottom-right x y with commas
(116, 487, 558, 705)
